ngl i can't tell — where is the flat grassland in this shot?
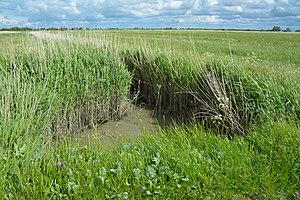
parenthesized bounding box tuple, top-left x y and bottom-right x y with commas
(0, 30, 299, 199)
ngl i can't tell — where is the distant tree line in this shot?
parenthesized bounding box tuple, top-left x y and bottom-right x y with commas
(271, 26, 296, 32)
(0, 27, 34, 31)
(0, 27, 104, 31)
(1, 26, 299, 32)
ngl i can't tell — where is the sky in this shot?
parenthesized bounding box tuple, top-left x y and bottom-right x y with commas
(0, 0, 299, 30)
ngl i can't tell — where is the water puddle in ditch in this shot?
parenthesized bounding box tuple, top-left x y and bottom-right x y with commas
(70, 105, 176, 146)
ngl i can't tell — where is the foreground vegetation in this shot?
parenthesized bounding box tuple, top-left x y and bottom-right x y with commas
(1, 121, 299, 199)
(0, 30, 299, 199)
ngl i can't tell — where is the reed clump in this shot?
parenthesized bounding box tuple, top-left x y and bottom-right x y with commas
(122, 49, 300, 137)
(1, 37, 132, 140)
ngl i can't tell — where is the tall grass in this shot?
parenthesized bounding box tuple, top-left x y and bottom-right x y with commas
(123, 48, 300, 136)
(1, 34, 132, 138)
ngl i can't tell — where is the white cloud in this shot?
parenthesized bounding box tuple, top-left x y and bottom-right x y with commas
(207, 0, 218, 7)
(193, 0, 200, 9)
(127, 8, 159, 17)
(0, 15, 18, 24)
(60, 14, 66, 20)
(223, 6, 243, 12)
(198, 15, 223, 23)
(244, 0, 274, 3)
(62, 1, 81, 15)
(185, 10, 192, 16)
(35, 1, 48, 11)
(156, 0, 183, 9)
(123, 3, 159, 17)
(96, 13, 105, 19)
(265, 0, 275, 3)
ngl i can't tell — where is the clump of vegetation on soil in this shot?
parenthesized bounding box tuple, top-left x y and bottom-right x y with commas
(123, 49, 300, 137)
(1, 37, 132, 139)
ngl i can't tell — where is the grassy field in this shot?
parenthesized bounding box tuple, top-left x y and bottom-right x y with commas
(0, 30, 299, 199)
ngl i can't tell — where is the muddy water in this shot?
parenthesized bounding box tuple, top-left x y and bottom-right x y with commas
(71, 105, 169, 146)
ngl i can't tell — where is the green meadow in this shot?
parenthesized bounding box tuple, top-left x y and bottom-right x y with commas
(0, 30, 299, 199)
